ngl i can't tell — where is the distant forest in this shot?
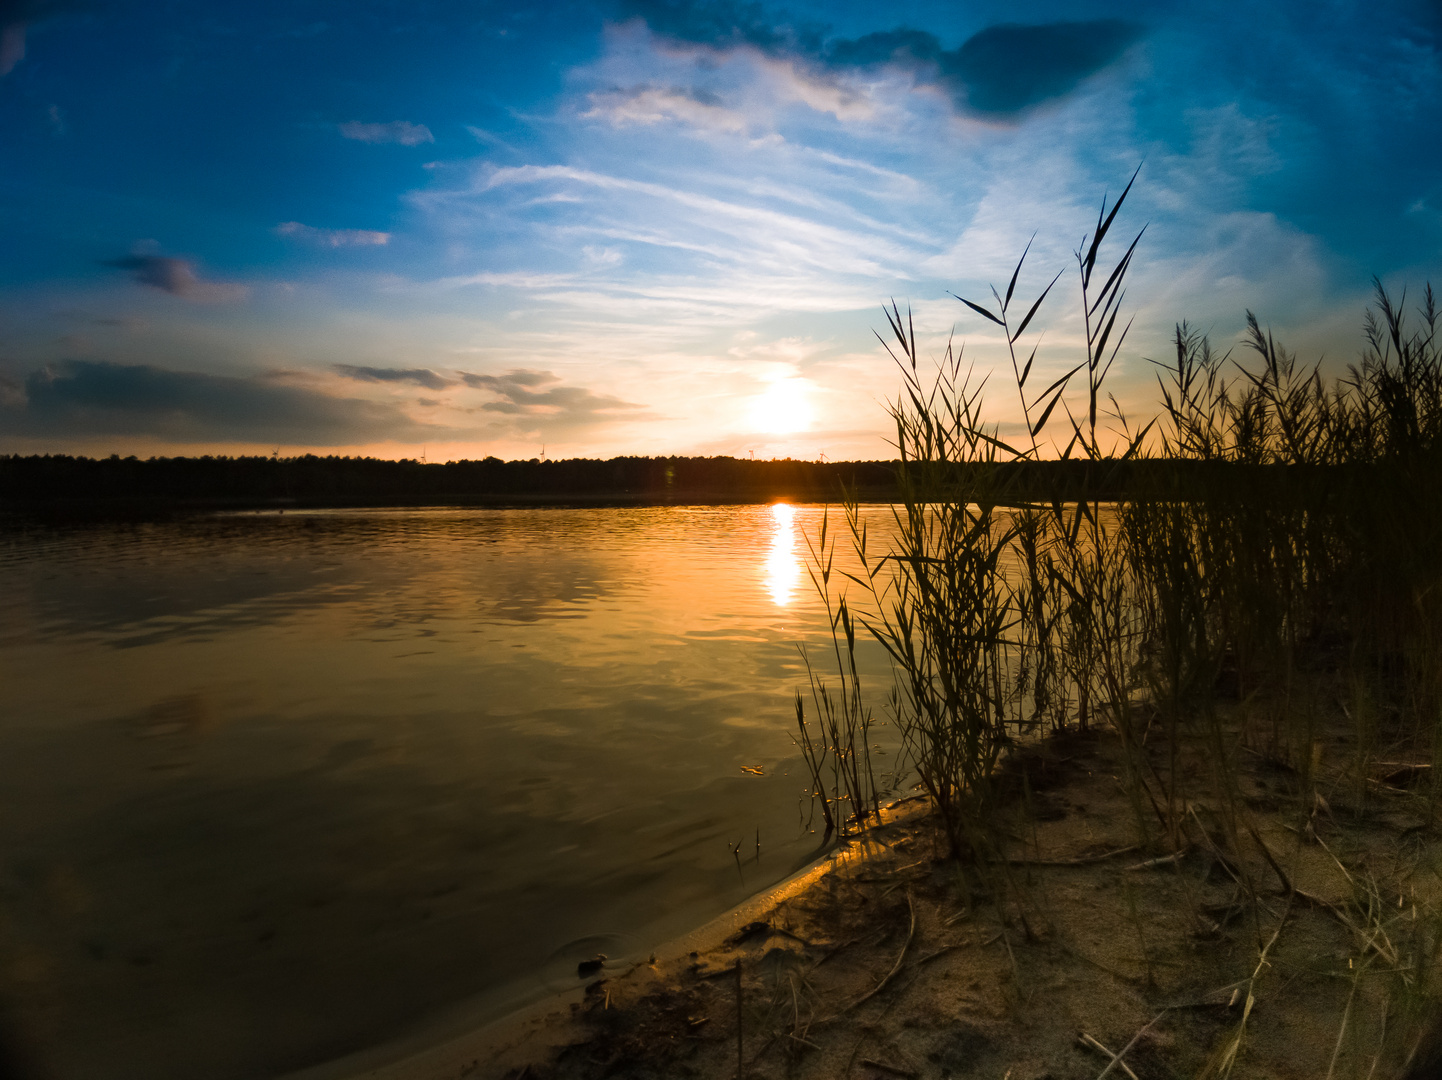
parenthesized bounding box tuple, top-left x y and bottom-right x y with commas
(0, 453, 901, 511)
(0, 452, 1322, 516)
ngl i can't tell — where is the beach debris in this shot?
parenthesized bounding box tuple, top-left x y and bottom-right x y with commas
(1126, 849, 1190, 872)
(860, 1058, 919, 1078)
(726, 921, 771, 947)
(1077, 1033, 1141, 1080)
(577, 955, 606, 978)
(740, 765, 764, 775)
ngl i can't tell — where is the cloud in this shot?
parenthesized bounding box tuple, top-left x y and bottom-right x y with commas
(6, 360, 440, 444)
(338, 120, 434, 145)
(276, 221, 390, 247)
(474, 164, 918, 287)
(102, 254, 248, 302)
(618, 0, 826, 55)
(617, 2, 1141, 117)
(582, 245, 623, 266)
(0, 0, 71, 76)
(583, 84, 749, 133)
(333, 364, 452, 390)
(0, 23, 22, 74)
(937, 22, 1142, 116)
(460, 368, 647, 429)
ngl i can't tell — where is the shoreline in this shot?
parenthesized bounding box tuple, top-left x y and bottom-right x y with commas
(282, 718, 1442, 1080)
(285, 798, 931, 1080)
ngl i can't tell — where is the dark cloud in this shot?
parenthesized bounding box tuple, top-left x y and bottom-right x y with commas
(940, 22, 1142, 115)
(461, 369, 646, 428)
(103, 254, 247, 301)
(0, 0, 72, 20)
(825, 28, 942, 68)
(619, 1, 1141, 117)
(333, 364, 453, 390)
(5, 360, 440, 444)
(618, 0, 825, 55)
(0, 0, 78, 75)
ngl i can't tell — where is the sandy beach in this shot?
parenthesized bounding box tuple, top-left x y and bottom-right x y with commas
(300, 710, 1441, 1080)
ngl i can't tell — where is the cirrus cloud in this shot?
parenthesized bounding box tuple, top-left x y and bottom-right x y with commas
(276, 221, 391, 247)
(338, 120, 434, 145)
(617, 1, 1142, 119)
(583, 84, 750, 133)
(460, 368, 652, 437)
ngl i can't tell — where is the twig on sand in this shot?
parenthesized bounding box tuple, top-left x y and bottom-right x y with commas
(1095, 1011, 1167, 1079)
(910, 943, 962, 966)
(859, 1057, 919, 1078)
(849, 888, 916, 1011)
(814, 890, 917, 1026)
(1077, 1033, 1141, 1080)
(1126, 848, 1191, 871)
(1245, 821, 1293, 895)
(993, 845, 1138, 867)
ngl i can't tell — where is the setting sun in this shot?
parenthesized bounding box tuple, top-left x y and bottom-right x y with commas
(749, 378, 814, 435)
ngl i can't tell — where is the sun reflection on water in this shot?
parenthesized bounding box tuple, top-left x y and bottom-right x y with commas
(765, 502, 800, 606)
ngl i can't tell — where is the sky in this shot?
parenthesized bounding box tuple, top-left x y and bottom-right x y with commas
(1, 0, 1440, 461)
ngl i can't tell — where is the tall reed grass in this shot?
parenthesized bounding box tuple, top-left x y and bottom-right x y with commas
(802, 171, 1442, 862)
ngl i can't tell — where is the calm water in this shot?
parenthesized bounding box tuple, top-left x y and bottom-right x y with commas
(0, 504, 896, 1080)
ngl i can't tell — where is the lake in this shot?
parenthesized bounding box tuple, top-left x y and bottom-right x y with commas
(0, 504, 897, 1080)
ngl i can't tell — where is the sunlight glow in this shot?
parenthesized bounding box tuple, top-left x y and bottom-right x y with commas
(765, 502, 800, 606)
(749, 379, 814, 435)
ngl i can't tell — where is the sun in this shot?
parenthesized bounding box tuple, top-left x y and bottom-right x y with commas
(749, 378, 814, 435)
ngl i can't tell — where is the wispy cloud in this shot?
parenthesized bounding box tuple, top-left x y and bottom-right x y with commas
(334, 364, 452, 390)
(615, 2, 1142, 119)
(583, 84, 749, 133)
(476, 164, 926, 283)
(276, 221, 390, 247)
(6, 360, 439, 443)
(459, 368, 649, 435)
(102, 254, 248, 302)
(338, 120, 434, 145)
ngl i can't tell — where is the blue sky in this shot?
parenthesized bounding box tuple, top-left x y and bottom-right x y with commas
(1, 0, 1439, 460)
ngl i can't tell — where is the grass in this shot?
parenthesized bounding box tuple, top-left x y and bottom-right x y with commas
(794, 172, 1442, 1076)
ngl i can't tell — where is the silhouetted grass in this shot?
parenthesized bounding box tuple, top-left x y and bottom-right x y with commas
(804, 172, 1442, 878)
(788, 178, 1442, 1071)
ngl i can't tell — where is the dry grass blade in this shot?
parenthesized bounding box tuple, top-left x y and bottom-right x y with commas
(1095, 1010, 1166, 1079)
(1078, 1033, 1141, 1080)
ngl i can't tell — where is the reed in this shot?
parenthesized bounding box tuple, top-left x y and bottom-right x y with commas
(794, 506, 881, 837)
(802, 172, 1442, 868)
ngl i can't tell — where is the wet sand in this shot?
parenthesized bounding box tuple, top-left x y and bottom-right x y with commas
(309, 715, 1442, 1080)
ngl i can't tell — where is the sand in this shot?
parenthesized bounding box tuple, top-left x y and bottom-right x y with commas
(315, 717, 1442, 1080)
